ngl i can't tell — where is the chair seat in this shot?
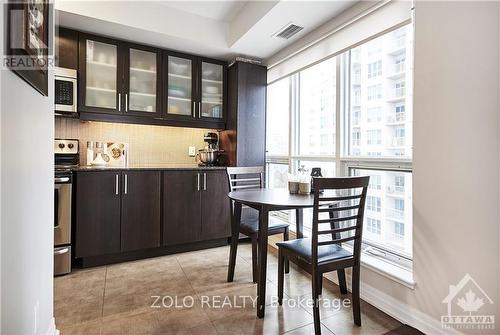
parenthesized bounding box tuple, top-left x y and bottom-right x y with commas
(239, 207, 289, 235)
(240, 219, 289, 234)
(276, 238, 352, 263)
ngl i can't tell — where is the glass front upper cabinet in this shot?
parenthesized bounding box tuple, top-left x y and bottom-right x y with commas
(166, 56, 193, 117)
(127, 48, 158, 114)
(84, 39, 118, 111)
(200, 62, 223, 119)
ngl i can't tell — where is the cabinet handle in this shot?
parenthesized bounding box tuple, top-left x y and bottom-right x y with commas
(192, 101, 196, 117)
(115, 174, 119, 195)
(125, 94, 128, 112)
(203, 173, 207, 191)
(118, 93, 121, 112)
(197, 173, 200, 191)
(198, 102, 201, 117)
(124, 174, 128, 195)
(54, 247, 69, 255)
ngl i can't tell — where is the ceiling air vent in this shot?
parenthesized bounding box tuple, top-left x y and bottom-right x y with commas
(274, 23, 304, 40)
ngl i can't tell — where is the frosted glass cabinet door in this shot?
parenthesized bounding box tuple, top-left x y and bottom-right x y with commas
(200, 62, 223, 119)
(85, 40, 118, 110)
(128, 48, 158, 113)
(167, 56, 193, 116)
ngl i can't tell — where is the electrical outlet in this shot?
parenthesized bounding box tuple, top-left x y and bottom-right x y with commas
(188, 146, 196, 157)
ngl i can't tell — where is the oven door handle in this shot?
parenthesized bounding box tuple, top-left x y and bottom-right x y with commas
(55, 177, 70, 183)
(54, 247, 69, 255)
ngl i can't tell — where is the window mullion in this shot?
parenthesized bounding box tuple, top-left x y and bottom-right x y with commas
(335, 53, 342, 175)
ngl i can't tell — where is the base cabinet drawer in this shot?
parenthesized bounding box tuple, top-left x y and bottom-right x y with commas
(54, 246, 72, 275)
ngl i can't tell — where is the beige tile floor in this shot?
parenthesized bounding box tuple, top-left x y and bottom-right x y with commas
(55, 243, 401, 335)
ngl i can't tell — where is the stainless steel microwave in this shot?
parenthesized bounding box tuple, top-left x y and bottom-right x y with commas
(54, 67, 77, 114)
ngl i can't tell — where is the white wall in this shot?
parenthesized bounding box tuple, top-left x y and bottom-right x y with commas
(412, 0, 499, 328)
(358, 1, 500, 333)
(0, 1, 55, 334)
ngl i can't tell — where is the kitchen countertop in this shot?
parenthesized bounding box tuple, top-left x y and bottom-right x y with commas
(74, 164, 227, 171)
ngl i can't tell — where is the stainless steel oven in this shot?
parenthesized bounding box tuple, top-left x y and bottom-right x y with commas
(54, 139, 79, 275)
(55, 67, 77, 115)
(54, 173, 72, 275)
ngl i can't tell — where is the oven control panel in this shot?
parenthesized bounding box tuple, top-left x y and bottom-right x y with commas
(54, 139, 79, 155)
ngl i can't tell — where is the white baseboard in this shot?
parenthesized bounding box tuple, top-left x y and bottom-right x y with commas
(44, 317, 59, 335)
(329, 274, 463, 335)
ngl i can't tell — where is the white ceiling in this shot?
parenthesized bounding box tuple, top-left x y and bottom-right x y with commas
(155, 1, 248, 21)
(55, 0, 358, 62)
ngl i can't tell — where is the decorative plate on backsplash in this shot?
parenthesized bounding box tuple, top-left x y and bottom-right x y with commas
(106, 142, 128, 167)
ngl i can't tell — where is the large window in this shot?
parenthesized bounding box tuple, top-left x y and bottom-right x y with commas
(265, 24, 413, 271)
(350, 168, 413, 259)
(266, 78, 290, 157)
(299, 58, 336, 156)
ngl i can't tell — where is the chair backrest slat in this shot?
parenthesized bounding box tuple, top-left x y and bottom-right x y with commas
(318, 224, 360, 235)
(231, 177, 261, 183)
(319, 194, 362, 202)
(318, 235, 358, 246)
(231, 184, 261, 190)
(317, 215, 358, 224)
(226, 166, 265, 192)
(311, 176, 370, 266)
(317, 205, 360, 213)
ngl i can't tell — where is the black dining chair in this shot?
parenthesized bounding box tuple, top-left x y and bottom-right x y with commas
(226, 166, 290, 283)
(276, 176, 370, 335)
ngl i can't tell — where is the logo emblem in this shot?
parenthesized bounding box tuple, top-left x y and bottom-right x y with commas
(441, 274, 495, 330)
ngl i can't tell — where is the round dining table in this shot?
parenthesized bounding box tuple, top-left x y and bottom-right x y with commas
(227, 188, 316, 318)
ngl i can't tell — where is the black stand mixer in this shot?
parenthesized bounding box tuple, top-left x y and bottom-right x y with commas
(197, 132, 226, 166)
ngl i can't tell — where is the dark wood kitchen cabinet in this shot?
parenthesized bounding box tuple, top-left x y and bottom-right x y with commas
(220, 61, 266, 167)
(162, 170, 201, 245)
(55, 27, 78, 69)
(121, 171, 161, 251)
(163, 52, 197, 121)
(161, 52, 226, 128)
(78, 33, 162, 117)
(78, 34, 123, 115)
(66, 28, 227, 129)
(163, 170, 230, 245)
(74, 171, 121, 258)
(75, 170, 161, 258)
(201, 170, 231, 240)
(74, 169, 230, 266)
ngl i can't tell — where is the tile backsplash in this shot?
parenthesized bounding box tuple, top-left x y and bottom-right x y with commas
(55, 118, 211, 165)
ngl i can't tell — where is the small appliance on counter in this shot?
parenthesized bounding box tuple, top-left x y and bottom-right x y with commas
(86, 141, 128, 167)
(197, 132, 225, 166)
(54, 139, 79, 275)
(90, 142, 108, 166)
